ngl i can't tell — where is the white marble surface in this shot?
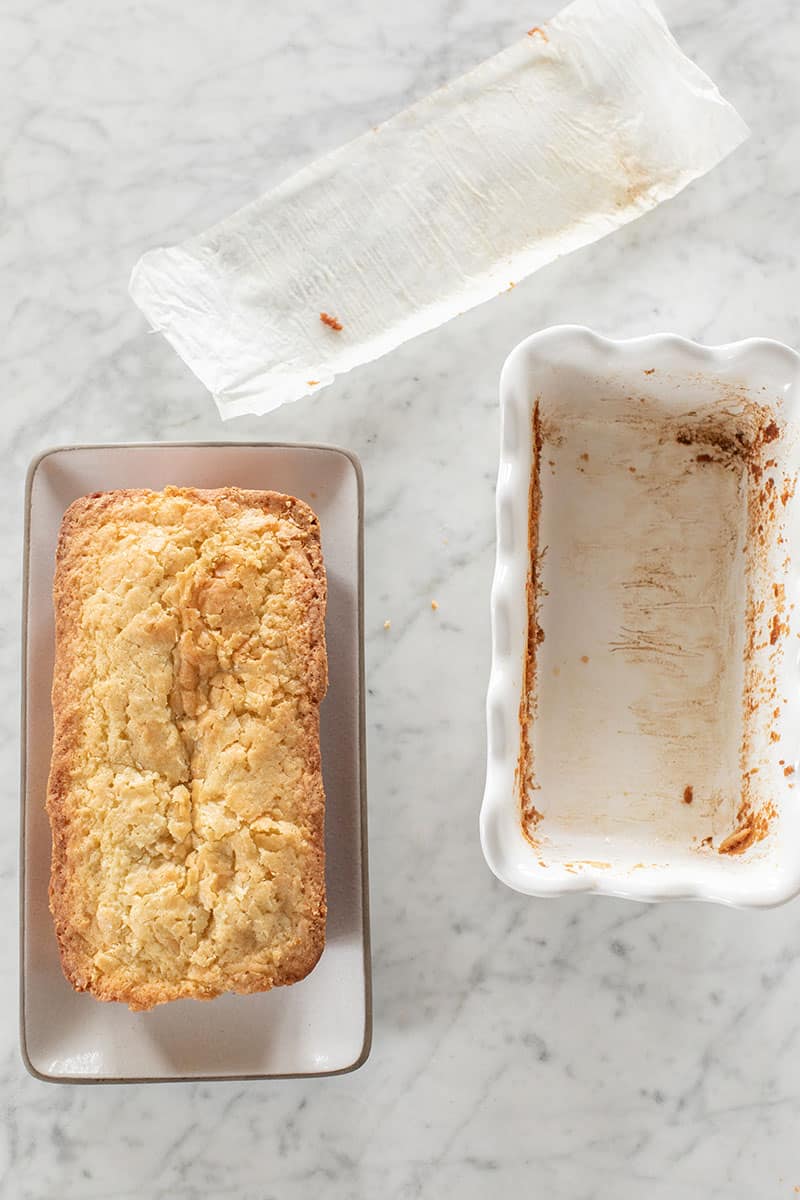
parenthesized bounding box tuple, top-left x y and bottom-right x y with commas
(3, 0, 800, 1195)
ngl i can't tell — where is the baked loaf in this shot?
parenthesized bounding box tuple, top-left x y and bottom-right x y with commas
(47, 486, 327, 1010)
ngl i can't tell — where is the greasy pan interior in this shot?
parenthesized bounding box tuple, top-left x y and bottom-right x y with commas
(483, 329, 800, 905)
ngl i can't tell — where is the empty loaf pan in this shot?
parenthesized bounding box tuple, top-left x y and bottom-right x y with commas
(482, 327, 800, 906)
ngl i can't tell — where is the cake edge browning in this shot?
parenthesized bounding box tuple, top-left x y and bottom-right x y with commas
(46, 486, 328, 1010)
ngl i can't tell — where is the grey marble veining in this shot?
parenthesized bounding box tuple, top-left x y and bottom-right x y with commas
(3, 0, 800, 1196)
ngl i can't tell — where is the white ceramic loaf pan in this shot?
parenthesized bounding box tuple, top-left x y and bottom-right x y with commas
(481, 327, 800, 907)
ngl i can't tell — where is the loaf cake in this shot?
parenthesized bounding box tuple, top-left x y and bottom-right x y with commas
(47, 486, 327, 1010)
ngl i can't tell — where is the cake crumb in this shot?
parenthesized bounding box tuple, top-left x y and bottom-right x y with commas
(320, 312, 343, 331)
(383, 619, 391, 630)
(527, 25, 548, 40)
(719, 824, 754, 855)
(770, 613, 786, 644)
(431, 599, 439, 611)
(785, 765, 795, 777)
(644, 368, 655, 375)
(580, 655, 589, 664)
(307, 380, 319, 386)
(580, 452, 589, 462)
(683, 785, 693, 805)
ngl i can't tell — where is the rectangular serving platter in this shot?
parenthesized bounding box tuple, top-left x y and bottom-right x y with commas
(21, 442, 370, 1082)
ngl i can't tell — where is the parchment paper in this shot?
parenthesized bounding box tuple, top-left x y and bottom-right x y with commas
(129, 0, 748, 418)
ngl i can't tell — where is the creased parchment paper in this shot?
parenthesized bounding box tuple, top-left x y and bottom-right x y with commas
(129, 0, 748, 418)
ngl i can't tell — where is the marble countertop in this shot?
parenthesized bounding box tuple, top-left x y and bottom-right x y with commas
(3, 0, 800, 1195)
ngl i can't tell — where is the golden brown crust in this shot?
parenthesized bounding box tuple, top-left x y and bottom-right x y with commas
(47, 486, 327, 1010)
